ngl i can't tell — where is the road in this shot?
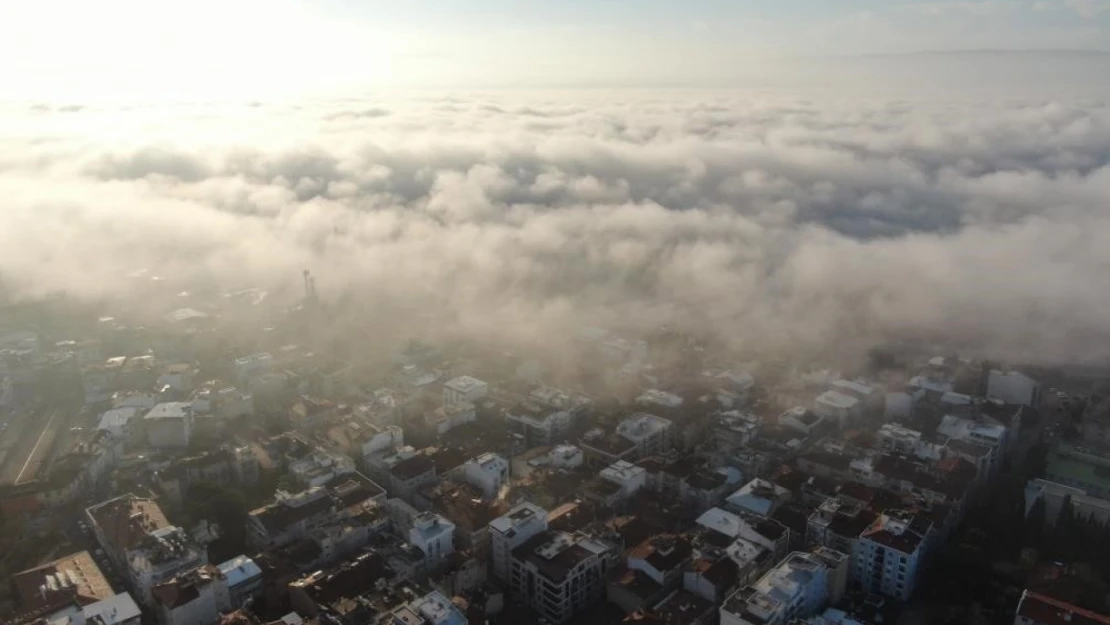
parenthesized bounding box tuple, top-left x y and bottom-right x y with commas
(0, 407, 45, 486)
(14, 408, 62, 485)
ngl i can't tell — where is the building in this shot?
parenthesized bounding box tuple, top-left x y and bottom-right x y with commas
(806, 497, 876, 558)
(288, 447, 356, 488)
(85, 495, 206, 605)
(510, 530, 617, 624)
(616, 413, 674, 457)
(779, 407, 825, 437)
(143, 402, 194, 449)
(246, 488, 337, 550)
(98, 407, 141, 440)
(389, 590, 468, 625)
(600, 460, 648, 499)
(462, 452, 509, 499)
(1045, 444, 1110, 499)
(726, 479, 792, 518)
(12, 551, 114, 615)
(425, 402, 476, 436)
(49, 592, 143, 625)
(1024, 478, 1110, 528)
(217, 555, 263, 608)
(719, 552, 830, 625)
(151, 566, 229, 625)
(987, 370, 1041, 407)
(443, 375, 488, 407)
(409, 512, 456, 563)
(852, 510, 933, 601)
(1013, 589, 1110, 625)
(813, 391, 860, 428)
(233, 353, 273, 384)
(506, 387, 590, 446)
(489, 502, 548, 581)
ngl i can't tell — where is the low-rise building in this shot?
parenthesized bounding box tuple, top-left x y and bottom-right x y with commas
(617, 413, 674, 457)
(12, 551, 114, 615)
(216, 555, 263, 609)
(813, 391, 860, 428)
(720, 552, 830, 625)
(726, 479, 792, 518)
(443, 375, 488, 407)
(143, 402, 193, 449)
(389, 590, 468, 625)
(408, 512, 456, 563)
(600, 460, 648, 499)
(150, 565, 229, 625)
(462, 452, 509, 500)
(1013, 589, 1110, 625)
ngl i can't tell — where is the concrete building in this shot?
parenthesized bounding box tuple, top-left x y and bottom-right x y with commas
(462, 452, 510, 499)
(97, 407, 141, 440)
(443, 375, 488, 407)
(779, 407, 825, 437)
(509, 530, 617, 624)
(616, 413, 674, 457)
(852, 510, 933, 601)
(1024, 478, 1110, 528)
(232, 352, 273, 384)
(489, 502, 548, 581)
(12, 551, 114, 615)
(150, 566, 229, 625)
(987, 370, 1041, 407)
(1045, 444, 1110, 499)
(720, 552, 830, 625)
(144, 402, 193, 449)
(54, 592, 143, 625)
(600, 460, 648, 499)
(425, 402, 476, 436)
(216, 555, 262, 608)
(409, 512, 456, 563)
(813, 391, 860, 428)
(726, 479, 792, 518)
(389, 590, 468, 625)
(288, 447, 356, 488)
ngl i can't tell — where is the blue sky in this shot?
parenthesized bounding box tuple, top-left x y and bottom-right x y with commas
(1, 0, 1108, 99)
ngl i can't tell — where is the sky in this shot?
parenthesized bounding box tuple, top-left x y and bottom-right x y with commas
(2, 0, 1109, 100)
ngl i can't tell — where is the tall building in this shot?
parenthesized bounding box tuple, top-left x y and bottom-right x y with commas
(852, 510, 933, 601)
(510, 530, 617, 624)
(489, 502, 548, 581)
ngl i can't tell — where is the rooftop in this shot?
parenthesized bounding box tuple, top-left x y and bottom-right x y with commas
(444, 376, 487, 393)
(861, 510, 932, 555)
(816, 390, 860, 410)
(144, 402, 191, 420)
(513, 530, 609, 583)
(13, 551, 113, 613)
(86, 494, 170, 552)
(1016, 590, 1110, 625)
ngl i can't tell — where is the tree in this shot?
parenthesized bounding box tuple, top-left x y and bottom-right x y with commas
(1025, 495, 1046, 549)
(188, 482, 250, 561)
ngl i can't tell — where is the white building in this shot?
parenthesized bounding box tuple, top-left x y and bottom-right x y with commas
(637, 389, 684, 410)
(125, 527, 208, 606)
(813, 391, 861, 428)
(190, 385, 253, 419)
(779, 407, 825, 436)
(143, 402, 193, 449)
(852, 510, 933, 601)
(509, 530, 616, 624)
(98, 407, 140, 440)
(216, 555, 262, 608)
(720, 552, 830, 625)
(489, 502, 548, 581)
(616, 412, 674, 456)
(463, 452, 510, 499)
(157, 364, 196, 393)
(288, 447, 356, 488)
(726, 479, 792, 518)
(1025, 478, 1110, 529)
(987, 370, 1041, 407)
(409, 512, 456, 563)
(389, 590, 468, 625)
(599, 460, 647, 499)
(937, 413, 1009, 472)
(532, 445, 584, 470)
(876, 424, 923, 455)
(233, 352, 273, 384)
(426, 402, 476, 435)
(443, 375, 488, 407)
(60, 592, 143, 625)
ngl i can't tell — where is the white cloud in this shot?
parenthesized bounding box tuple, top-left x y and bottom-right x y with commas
(3, 78, 1110, 366)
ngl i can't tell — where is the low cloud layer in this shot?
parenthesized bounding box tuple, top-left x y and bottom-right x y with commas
(2, 87, 1110, 366)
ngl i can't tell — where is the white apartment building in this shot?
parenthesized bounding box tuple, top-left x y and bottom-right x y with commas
(489, 502, 548, 581)
(233, 352, 273, 384)
(289, 447, 356, 488)
(462, 452, 510, 499)
(600, 460, 647, 499)
(616, 413, 674, 456)
(937, 414, 1009, 474)
(443, 375, 488, 407)
(987, 370, 1041, 407)
(389, 590, 468, 625)
(814, 391, 861, 428)
(510, 530, 617, 624)
(409, 512, 456, 564)
(143, 402, 193, 449)
(726, 479, 792, 518)
(720, 552, 830, 625)
(852, 510, 933, 601)
(216, 555, 262, 608)
(426, 402, 476, 435)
